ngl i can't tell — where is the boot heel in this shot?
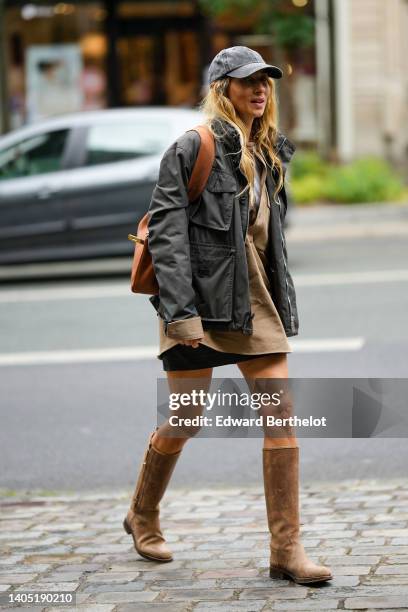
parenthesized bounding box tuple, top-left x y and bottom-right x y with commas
(269, 566, 287, 580)
(123, 518, 132, 535)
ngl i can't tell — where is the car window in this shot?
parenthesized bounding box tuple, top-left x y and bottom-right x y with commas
(0, 129, 69, 181)
(85, 121, 171, 166)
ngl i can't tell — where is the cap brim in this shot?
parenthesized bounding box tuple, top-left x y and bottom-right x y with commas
(226, 62, 283, 80)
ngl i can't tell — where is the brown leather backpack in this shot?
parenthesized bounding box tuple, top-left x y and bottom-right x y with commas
(128, 125, 215, 295)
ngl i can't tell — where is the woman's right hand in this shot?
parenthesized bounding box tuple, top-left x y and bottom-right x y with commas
(179, 338, 203, 349)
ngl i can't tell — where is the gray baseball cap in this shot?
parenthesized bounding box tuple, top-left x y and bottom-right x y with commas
(208, 46, 283, 84)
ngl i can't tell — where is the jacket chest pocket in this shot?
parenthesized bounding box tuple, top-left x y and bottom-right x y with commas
(190, 242, 235, 322)
(189, 171, 237, 232)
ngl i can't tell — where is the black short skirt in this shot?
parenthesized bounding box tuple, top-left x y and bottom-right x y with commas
(159, 343, 276, 372)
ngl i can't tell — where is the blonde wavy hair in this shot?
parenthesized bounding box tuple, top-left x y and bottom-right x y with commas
(199, 76, 284, 204)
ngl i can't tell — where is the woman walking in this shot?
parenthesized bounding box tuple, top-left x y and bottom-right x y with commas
(124, 46, 333, 585)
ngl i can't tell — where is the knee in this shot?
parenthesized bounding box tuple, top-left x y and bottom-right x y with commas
(157, 418, 203, 449)
(277, 394, 294, 419)
(174, 417, 205, 440)
(259, 394, 296, 441)
(152, 428, 188, 454)
(258, 392, 294, 420)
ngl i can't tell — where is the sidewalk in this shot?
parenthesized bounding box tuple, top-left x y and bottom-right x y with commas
(287, 201, 408, 242)
(1, 478, 408, 611)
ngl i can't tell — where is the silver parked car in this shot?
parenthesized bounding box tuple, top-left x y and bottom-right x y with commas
(0, 107, 203, 263)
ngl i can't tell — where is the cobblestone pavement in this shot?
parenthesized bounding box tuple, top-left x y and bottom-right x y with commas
(1, 478, 408, 611)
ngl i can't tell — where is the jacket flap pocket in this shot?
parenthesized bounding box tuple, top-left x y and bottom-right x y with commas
(205, 171, 237, 193)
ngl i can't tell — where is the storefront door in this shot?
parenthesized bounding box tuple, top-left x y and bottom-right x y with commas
(112, 1, 205, 108)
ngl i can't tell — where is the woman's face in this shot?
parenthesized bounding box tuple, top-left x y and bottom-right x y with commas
(227, 70, 270, 124)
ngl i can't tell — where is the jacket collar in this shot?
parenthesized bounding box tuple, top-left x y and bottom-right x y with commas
(211, 118, 241, 171)
(211, 117, 296, 169)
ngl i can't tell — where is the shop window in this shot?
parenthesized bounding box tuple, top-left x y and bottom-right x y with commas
(85, 121, 171, 165)
(0, 129, 69, 180)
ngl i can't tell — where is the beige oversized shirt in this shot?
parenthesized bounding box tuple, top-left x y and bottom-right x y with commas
(156, 146, 292, 359)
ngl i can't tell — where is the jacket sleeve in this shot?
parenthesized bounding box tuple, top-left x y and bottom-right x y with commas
(276, 132, 296, 173)
(147, 131, 204, 340)
(276, 133, 296, 220)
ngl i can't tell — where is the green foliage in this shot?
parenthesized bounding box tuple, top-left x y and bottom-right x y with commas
(200, 0, 254, 12)
(198, 0, 315, 50)
(261, 12, 315, 49)
(291, 175, 325, 205)
(291, 151, 329, 180)
(323, 158, 404, 203)
(291, 154, 405, 205)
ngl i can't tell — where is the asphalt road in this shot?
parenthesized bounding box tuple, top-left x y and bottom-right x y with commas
(1, 221, 408, 491)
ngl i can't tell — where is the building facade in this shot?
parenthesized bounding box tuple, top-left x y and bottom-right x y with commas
(1, 0, 407, 169)
(328, 0, 408, 165)
(0, 0, 318, 140)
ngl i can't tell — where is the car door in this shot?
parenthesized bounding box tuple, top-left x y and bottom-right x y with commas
(0, 128, 71, 263)
(62, 118, 171, 257)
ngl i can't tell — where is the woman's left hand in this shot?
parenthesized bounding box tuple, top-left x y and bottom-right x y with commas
(179, 338, 203, 348)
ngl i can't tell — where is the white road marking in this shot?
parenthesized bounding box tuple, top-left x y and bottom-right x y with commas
(289, 337, 365, 351)
(294, 268, 408, 287)
(0, 346, 158, 366)
(0, 269, 406, 303)
(0, 338, 364, 367)
(0, 284, 131, 303)
(287, 222, 408, 242)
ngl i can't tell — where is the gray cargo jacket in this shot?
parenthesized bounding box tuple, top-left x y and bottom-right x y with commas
(147, 118, 299, 340)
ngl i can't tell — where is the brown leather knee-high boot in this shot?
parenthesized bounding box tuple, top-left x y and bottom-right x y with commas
(263, 446, 333, 584)
(123, 429, 181, 562)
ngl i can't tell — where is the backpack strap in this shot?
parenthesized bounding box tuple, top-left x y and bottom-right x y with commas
(186, 125, 215, 203)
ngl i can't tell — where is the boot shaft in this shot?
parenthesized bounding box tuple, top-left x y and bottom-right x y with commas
(132, 429, 182, 512)
(263, 446, 300, 548)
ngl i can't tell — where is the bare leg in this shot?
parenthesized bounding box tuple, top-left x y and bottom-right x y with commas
(124, 365, 212, 563)
(237, 353, 332, 584)
(152, 367, 213, 454)
(237, 353, 298, 448)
